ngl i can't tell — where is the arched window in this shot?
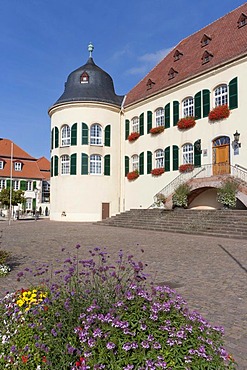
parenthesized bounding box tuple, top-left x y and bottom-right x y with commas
(131, 117, 139, 133)
(90, 124, 102, 145)
(182, 143, 193, 164)
(90, 154, 102, 174)
(155, 108, 164, 127)
(214, 84, 228, 107)
(61, 125, 71, 146)
(61, 155, 70, 175)
(131, 154, 139, 171)
(182, 97, 194, 117)
(155, 149, 164, 168)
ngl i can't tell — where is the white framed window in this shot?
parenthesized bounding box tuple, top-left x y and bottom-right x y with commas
(131, 117, 139, 133)
(131, 155, 139, 171)
(13, 180, 19, 190)
(182, 97, 194, 117)
(61, 125, 71, 146)
(90, 124, 102, 145)
(214, 84, 228, 107)
(61, 155, 70, 175)
(14, 162, 22, 171)
(0, 161, 3, 170)
(182, 143, 194, 164)
(26, 181, 32, 191)
(26, 198, 32, 210)
(155, 149, 164, 168)
(90, 154, 102, 174)
(155, 108, 164, 127)
(0, 180, 6, 189)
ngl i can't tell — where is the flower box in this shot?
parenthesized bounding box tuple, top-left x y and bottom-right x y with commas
(149, 126, 165, 135)
(208, 105, 230, 121)
(179, 164, 194, 173)
(151, 168, 165, 176)
(128, 132, 140, 142)
(177, 117, 196, 130)
(127, 170, 139, 180)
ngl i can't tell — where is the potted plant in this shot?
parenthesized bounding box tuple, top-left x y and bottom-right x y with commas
(172, 183, 191, 208)
(155, 193, 166, 207)
(177, 116, 196, 130)
(127, 170, 139, 181)
(208, 104, 230, 121)
(217, 179, 239, 208)
(179, 164, 194, 173)
(128, 132, 140, 142)
(149, 126, 165, 135)
(151, 168, 165, 176)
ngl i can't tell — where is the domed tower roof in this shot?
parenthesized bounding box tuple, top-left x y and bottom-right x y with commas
(51, 43, 124, 108)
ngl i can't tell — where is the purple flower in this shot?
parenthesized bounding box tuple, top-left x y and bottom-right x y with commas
(106, 342, 116, 349)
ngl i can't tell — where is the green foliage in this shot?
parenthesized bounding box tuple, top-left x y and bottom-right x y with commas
(0, 189, 25, 207)
(172, 183, 191, 208)
(217, 179, 239, 208)
(0, 250, 11, 265)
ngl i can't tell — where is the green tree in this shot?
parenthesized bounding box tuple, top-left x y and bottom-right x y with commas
(0, 189, 25, 207)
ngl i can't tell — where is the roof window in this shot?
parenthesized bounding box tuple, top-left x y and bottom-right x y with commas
(168, 68, 178, 80)
(238, 13, 247, 28)
(80, 71, 89, 84)
(146, 78, 155, 90)
(14, 161, 22, 171)
(202, 50, 213, 64)
(173, 50, 183, 61)
(201, 34, 212, 47)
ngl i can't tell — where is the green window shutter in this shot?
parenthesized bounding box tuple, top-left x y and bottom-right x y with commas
(172, 145, 179, 171)
(71, 123, 77, 146)
(70, 153, 77, 175)
(33, 181, 36, 190)
(104, 155, 110, 176)
(82, 123, 89, 145)
(147, 151, 152, 174)
(81, 153, 88, 175)
(173, 101, 179, 126)
(55, 127, 59, 148)
(229, 77, 238, 110)
(125, 120, 130, 140)
(164, 147, 170, 172)
(139, 152, 144, 175)
(32, 198, 36, 210)
(194, 91, 202, 120)
(51, 128, 54, 150)
(54, 156, 58, 176)
(104, 125, 111, 147)
(51, 156, 53, 177)
(125, 156, 129, 176)
(165, 103, 170, 128)
(194, 140, 201, 167)
(202, 89, 210, 117)
(147, 111, 152, 133)
(6, 179, 11, 189)
(139, 113, 144, 136)
(20, 181, 26, 191)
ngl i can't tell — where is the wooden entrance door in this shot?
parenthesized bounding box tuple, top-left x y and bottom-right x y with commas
(213, 137, 230, 175)
(102, 203, 110, 220)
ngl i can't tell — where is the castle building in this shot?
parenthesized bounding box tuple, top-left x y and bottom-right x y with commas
(49, 3, 247, 222)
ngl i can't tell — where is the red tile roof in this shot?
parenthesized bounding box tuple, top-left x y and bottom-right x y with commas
(124, 3, 247, 107)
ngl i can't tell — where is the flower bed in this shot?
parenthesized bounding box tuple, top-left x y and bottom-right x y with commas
(208, 105, 230, 121)
(177, 116, 196, 130)
(151, 167, 165, 176)
(127, 170, 139, 180)
(179, 163, 194, 173)
(128, 132, 140, 142)
(0, 250, 11, 277)
(0, 247, 236, 369)
(149, 126, 165, 135)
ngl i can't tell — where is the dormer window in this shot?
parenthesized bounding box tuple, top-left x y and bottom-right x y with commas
(0, 160, 4, 170)
(173, 50, 183, 61)
(238, 13, 247, 28)
(14, 161, 22, 171)
(201, 34, 212, 47)
(146, 78, 155, 90)
(168, 68, 178, 80)
(202, 51, 213, 64)
(80, 71, 89, 84)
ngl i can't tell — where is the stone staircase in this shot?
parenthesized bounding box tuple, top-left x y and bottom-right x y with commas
(97, 209, 247, 239)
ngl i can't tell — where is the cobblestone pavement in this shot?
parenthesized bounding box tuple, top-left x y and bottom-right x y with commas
(0, 219, 246, 369)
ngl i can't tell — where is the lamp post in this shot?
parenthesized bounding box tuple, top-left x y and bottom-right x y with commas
(34, 188, 38, 221)
(233, 131, 241, 148)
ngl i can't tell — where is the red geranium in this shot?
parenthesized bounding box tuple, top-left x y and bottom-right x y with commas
(21, 355, 28, 364)
(151, 168, 165, 176)
(149, 126, 165, 135)
(127, 170, 139, 180)
(208, 104, 230, 121)
(177, 117, 196, 130)
(128, 132, 140, 142)
(75, 357, 86, 368)
(179, 164, 194, 173)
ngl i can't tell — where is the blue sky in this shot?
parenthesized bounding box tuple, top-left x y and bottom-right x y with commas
(0, 0, 244, 159)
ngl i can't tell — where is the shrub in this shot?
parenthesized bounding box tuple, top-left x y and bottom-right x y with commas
(0, 247, 236, 369)
(172, 183, 191, 208)
(0, 250, 11, 277)
(217, 179, 239, 208)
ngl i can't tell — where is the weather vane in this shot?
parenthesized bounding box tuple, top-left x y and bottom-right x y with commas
(88, 42, 94, 57)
